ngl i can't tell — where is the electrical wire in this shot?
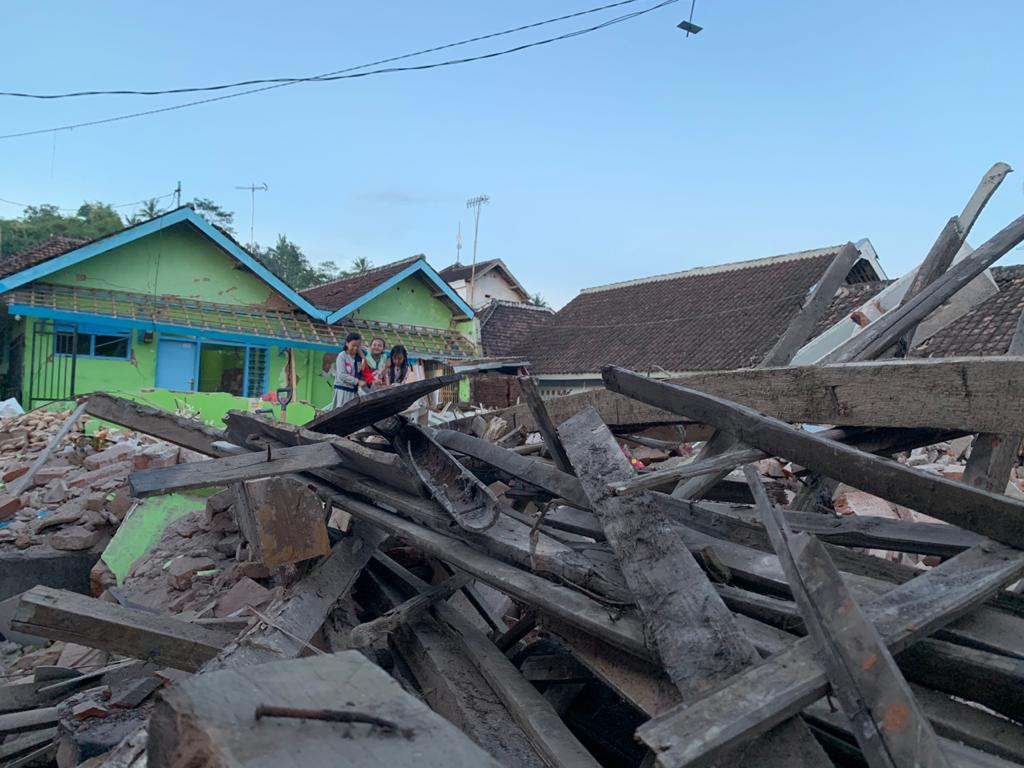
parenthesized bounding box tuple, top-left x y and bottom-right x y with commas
(0, 191, 175, 211)
(0, 0, 661, 99)
(0, 0, 679, 140)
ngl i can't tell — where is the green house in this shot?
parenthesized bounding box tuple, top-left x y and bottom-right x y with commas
(0, 206, 476, 423)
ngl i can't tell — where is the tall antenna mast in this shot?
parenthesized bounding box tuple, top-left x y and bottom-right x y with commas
(456, 222, 463, 264)
(235, 182, 268, 250)
(465, 194, 489, 307)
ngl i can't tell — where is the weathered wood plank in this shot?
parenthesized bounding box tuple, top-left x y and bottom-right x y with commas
(825, 212, 1024, 362)
(306, 374, 460, 435)
(636, 541, 1024, 767)
(84, 393, 224, 455)
(7, 403, 87, 498)
(348, 573, 469, 647)
(433, 428, 591, 509)
(148, 651, 503, 768)
(747, 466, 950, 768)
(517, 375, 573, 474)
(762, 242, 862, 367)
(609, 445, 764, 496)
(203, 522, 386, 671)
(128, 440, 343, 497)
(11, 586, 229, 672)
(333, 495, 648, 657)
(664, 356, 1024, 434)
(372, 553, 602, 768)
(560, 409, 828, 768)
(604, 367, 1024, 548)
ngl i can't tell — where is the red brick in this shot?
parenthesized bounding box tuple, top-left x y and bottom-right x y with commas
(33, 464, 74, 485)
(72, 700, 109, 721)
(83, 442, 138, 471)
(68, 460, 133, 489)
(50, 525, 102, 551)
(0, 493, 22, 521)
(2, 464, 28, 483)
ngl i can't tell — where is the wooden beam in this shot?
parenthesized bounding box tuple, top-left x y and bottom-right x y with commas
(516, 375, 573, 473)
(306, 374, 461, 436)
(149, 651, 504, 767)
(372, 553, 602, 768)
(11, 586, 230, 671)
(762, 242, 862, 367)
(824, 212, 1024, 362)
(128, 441, 344, 497)
(433, 428, 591, 509)
(560, 409, 828, 768)
(348, 574, 469, 647)
(7, 403, 86, 498)
(609, 445, 764, 496)
(84, 393, 224, 455)
(747, 467, 950, 768)
(203, 522, 386, 671)
(635, 541, 1024, 767)
(604, 367, 1024, 548)
(663, 357, 1024, 434)
(333, 495, 648, 658)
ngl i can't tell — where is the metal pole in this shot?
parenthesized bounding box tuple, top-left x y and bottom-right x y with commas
(465, 194, 489, 307)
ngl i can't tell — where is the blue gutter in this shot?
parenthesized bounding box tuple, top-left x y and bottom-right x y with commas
(324, 258, 475, 324)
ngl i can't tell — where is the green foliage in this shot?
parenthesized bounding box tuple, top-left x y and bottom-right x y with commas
(348, 256, 373, 273)
(191, 198, 235, 235)
(0, 202, 124, 258)
(126, 198, 166, 225)
(529, 292, 550, 308)
(258, 234, 340, 290)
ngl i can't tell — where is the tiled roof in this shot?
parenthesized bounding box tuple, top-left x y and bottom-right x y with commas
(914, 266, 1024, 357)
(439, 259, 501, 283)
(301, 257, 421, 310)
(0, 237, 85, 279)
(477, 300, 554, 358)
(523, 246, 857, 375)
(4, 283, 475, 359)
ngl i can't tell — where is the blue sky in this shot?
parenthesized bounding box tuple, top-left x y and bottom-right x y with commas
(1, 1, 1022, 308)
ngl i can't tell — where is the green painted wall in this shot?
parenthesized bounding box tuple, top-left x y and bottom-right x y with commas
(352, 273, 455, 329)
(44, 223, 281, 307)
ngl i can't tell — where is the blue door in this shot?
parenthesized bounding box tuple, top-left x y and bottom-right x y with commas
(156, 339, 197, 391)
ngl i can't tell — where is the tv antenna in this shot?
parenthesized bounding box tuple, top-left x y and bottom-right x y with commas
(466, 194, 489, 306)
(235, 182, 268, 250)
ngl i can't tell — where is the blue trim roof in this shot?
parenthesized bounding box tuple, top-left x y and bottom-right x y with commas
(324, 257, 474, 324)
(0, 207, 331, 321)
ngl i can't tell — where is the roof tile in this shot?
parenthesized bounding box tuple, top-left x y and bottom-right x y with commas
(301, 257, 421, 310)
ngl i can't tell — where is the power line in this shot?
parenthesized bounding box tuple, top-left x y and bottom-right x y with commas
(0, 0, 679, 141)
(0, 0, 662, 100)
(0, 190, 176, 212)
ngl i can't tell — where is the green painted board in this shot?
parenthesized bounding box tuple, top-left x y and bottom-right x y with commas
(101, 493, 207, 584)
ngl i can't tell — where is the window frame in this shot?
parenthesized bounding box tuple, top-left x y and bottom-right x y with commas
(54, 323, 132, 361)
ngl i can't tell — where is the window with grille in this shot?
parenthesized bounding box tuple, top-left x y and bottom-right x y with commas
(55, 324, 131, 360)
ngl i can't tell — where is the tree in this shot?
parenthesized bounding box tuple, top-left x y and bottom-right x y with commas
(259, 234, 340, 290)
(126, 198, 166, 225)
(191, 198, 235, 235)
(528, 292, 550, 308)
(0, 202, 123, 259)
(348, 256, 373, 274)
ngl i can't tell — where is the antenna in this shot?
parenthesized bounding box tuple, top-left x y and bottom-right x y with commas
(235, 182, 269, 250)
(174, 181, 182, 208)
(456, 221, 463, 264)
(465, 194, 490, 307)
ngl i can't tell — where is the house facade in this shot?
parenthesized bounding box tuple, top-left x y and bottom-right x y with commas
(439, 259, 530, 310)
(0, 207, 476, 422)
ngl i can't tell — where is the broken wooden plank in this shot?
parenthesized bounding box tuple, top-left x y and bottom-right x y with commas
(363, 565, 547, 768)
(84, 393, 224, 455)
(636, 540, 1024, 767)
(372, 553, 602, 768)
(306, 373, 461, 435)
(762, 241, 862, 367)
(348, 573, 469, 647)
(128, 440, 343, 497)
(747, 466, 950, 768)
(604, 367, 1024, 548)
(609, 445, 765, 496)
(433, 428, 590, 508)
(7, 403, 86, 498)
(560, 408, 829, 768)
(203, 522, 386, 671)
(825, 211, 1024, 362)
(148, 651, 503, 768)
(379, 417, 500, 532)
(333, 494, 648, 658)
(517, 375, 573, 474)
(662, 356, 1024, 434)
(232, 476, 330, 567)
(224, 410, 423, 496)
(0, 707, 59, 737)
(10, 586, 228, 671)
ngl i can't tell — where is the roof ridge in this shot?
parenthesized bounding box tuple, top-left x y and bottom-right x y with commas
(579, 245, 845, 295)
(301, 255, 422, 293)
(488, 298, 553, 312)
